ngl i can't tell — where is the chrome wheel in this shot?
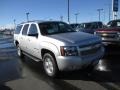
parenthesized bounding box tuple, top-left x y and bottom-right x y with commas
(17, 45, 21, 57)
(17, 44, 24, 58)
(43, 53, 58, 77)
(44, 57, 54, 74)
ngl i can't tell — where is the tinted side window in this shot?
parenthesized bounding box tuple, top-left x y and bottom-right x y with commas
(111, 21, 117, 27)
(22, 24, 29, 35)
(97, 22, 103, 28)
(15, 25, 23, 34)
(107, 21, 112, 27)
(28, 24, 38, 35)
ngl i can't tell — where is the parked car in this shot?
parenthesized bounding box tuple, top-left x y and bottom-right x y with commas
(95, 19, 120, 45)
(77, 21, 104, 34)
(69, 23, 79, 30)
(14, 21, 104, 77)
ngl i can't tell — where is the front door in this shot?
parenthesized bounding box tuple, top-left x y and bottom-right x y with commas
(27, 24, 40, 59)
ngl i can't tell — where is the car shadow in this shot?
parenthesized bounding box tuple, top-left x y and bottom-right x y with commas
(0, 85, 12, 90)
(20, 44, 120, 83)
(20, 57, 81, 90)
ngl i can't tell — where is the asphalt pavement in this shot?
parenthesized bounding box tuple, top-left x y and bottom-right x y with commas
(0, 34, 120, 90)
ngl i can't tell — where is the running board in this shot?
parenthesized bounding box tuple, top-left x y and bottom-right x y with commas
(23, 52, 41, 62)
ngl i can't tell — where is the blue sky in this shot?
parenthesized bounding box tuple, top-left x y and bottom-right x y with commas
(0, 0, 120, 28)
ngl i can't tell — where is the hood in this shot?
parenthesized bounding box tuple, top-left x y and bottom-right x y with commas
(47, 32, 100, 44)
(96, 27, 120, 32)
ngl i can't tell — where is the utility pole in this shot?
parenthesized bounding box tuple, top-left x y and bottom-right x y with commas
(97, 9, 103, 21)
(68, 0, 70, 23)
(75, 13, 79, 24)
(26, 12, 30, 22)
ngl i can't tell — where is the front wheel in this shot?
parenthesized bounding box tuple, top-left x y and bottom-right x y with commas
(17, 44, 24, 58)
(43, 53, 59, 77)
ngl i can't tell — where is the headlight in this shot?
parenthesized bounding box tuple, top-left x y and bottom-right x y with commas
(60, 46, 78, 56)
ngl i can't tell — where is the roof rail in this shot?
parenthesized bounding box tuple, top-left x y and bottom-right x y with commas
(20, 20, 44, 24)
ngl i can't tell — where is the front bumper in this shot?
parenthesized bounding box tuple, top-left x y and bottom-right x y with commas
(56, 47, 104, 71)
(95, 32, 120, 45)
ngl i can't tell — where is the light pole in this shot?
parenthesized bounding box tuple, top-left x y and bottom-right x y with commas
(60, 16, 63, 21)
(49, 19, 53, 21)
(75, 13, 79, 23)
(97, 9, 103, 21)
(103, 9, 105, 22)
(13, 19, 16, 29)
(26, 12, 30, 22)
(68, 0, 70, 23)
(108, 4, 111, 21)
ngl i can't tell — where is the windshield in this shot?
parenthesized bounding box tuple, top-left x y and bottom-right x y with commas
(39, 22, 75, 35)
(79, 22, 103, 29)
(107, 20, 120, 27)
(70, 24, 79, 29)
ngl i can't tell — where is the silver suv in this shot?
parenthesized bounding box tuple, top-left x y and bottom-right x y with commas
(14, 21, 104, 77)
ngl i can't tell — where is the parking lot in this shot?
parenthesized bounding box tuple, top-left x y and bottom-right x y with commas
(0, 34, 120, 90)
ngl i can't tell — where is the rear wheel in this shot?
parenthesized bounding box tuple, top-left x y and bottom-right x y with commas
(43, 53, 59, 77)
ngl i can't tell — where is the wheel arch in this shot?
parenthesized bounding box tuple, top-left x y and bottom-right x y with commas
(15, 40, 19, 46)
(41, 49, 56, 60)
(41, 48, 59, 69)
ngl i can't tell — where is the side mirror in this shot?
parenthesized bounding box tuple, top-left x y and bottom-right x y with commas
(28, 33, 38, 38)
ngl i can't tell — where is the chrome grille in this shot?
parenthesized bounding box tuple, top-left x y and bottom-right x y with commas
(80, 46, 101, 56)
(79, 41, 101, 48)
(96, 32, 119, 39)
(79, 43, 101, 56)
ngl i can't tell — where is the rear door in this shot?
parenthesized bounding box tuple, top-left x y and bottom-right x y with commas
(19, 24, 29, 52)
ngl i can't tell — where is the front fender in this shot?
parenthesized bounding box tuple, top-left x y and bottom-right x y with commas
(41, 41, 60, 57)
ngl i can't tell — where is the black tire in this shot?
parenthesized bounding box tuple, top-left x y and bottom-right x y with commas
(17, 44, 24, 58)
(43, 53, 59, 77)
(85, 65, 95, 73)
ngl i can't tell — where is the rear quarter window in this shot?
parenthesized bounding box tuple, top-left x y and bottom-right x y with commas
(15, 25, 23, 34)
